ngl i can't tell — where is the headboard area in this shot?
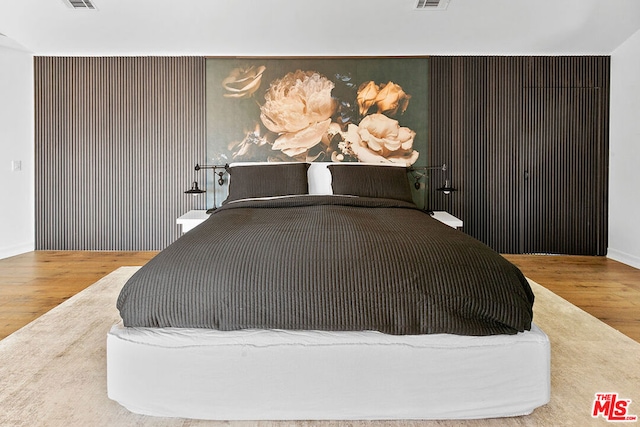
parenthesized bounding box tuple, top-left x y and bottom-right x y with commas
(197, 161, 428, 211)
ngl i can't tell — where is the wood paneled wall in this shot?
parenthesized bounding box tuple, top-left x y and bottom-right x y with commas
(34, 56, 609, 254)
(35, 57, 206, 250)
(428, 56, 610, 255)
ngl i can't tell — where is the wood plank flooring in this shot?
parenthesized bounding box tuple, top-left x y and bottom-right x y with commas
(504, 254, 640, 343)
(0, 251, 638, 343)
(0, 251, 157, 340)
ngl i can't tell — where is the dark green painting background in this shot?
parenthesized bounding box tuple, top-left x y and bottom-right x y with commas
(204, 57, 429, 207)
(206, 57, 428, 163)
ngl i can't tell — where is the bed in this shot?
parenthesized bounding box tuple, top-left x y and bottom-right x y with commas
(107, 162, 550, 420)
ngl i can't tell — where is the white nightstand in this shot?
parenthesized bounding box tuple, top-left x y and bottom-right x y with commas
(177, 210, 210, 233)
(431, 211, 463, 229)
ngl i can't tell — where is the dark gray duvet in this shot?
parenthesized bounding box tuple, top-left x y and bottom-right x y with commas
(117, 196, 534, 336)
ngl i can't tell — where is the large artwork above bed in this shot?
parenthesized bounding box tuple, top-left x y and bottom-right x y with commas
(205, 57, 429, 166)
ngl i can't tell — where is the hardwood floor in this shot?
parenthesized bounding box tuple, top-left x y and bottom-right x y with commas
(504, 254, 640, 343)
(0, 251, 158, 340)
(0, 251, 638, 343)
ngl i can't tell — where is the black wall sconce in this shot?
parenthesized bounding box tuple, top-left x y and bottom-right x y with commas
(409, 163, 456, 214)
(184, 163, 228, 212)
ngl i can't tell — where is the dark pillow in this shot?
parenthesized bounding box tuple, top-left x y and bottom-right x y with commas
(225, 163, 310, 203)
(328, 164, 414, 203)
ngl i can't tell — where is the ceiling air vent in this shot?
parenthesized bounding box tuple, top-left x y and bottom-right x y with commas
(61, 0, 97, 10)
(416, 0, 450, 10)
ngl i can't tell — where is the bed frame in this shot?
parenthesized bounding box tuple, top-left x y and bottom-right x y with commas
(107, 322, 550, 420)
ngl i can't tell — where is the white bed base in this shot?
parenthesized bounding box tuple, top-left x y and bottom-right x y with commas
(107, 323, 550, 421)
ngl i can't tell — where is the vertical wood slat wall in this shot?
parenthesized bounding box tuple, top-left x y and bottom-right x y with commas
(35, 57, 206, 250)
(522, 88, 604, 255)
(35, 56, 609, 254)
(429, 57, 524, 252)
(429, 56, 609, 255)
(521, 56, 610, 255)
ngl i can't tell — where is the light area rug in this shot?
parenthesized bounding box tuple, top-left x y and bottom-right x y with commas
(0, 267, 638, 427)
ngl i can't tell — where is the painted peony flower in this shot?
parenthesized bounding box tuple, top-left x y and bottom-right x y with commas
(342, 113, 418, 165)
(222, 65, 266, 99)
(260, 70, 337, 158)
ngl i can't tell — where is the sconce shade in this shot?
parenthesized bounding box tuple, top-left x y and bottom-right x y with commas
(184, 181, 205, 194)
(184, 164, 229, 211)
(437, 179, 456, 195)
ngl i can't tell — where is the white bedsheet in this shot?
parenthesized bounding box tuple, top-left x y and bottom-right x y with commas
(107, 323, 550, 420)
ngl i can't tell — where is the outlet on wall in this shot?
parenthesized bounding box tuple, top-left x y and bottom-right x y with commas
(11, 160, 22, 172)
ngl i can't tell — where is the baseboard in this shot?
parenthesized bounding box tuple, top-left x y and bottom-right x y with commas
(0, 242, 34, 260)
(607, 248, 640, 270)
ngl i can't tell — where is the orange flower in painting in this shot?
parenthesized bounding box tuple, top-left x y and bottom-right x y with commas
(357, 80, 411, 117)
(375, 82, 411, 116)
(356, 81, 380, 116)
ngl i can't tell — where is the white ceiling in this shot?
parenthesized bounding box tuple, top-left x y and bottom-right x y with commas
(1, 0, 640, 56)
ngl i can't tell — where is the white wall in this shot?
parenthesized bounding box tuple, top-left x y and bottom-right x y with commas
(609, 29, 640, 269)
(0, 41, 34, 259)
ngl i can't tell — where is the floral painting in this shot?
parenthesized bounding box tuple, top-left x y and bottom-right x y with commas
(206, 58, 428, 167)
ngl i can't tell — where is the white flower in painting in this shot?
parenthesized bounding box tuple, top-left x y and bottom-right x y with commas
(260, 70, 337, 158)
(342, 113, 418, 166)
(222, 65, 266, 99)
